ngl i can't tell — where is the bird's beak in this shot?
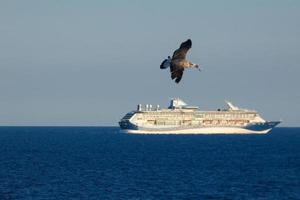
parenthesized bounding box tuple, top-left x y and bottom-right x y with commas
(196, 64, 201, 71)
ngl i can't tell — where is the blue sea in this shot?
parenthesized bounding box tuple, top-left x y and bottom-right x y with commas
(0, 127, 299, 200)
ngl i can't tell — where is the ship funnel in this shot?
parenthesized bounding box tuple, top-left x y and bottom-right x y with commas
(226, 101, 239, 110)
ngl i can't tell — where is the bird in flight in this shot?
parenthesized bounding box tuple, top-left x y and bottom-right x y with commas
(160, 39, 200, 83)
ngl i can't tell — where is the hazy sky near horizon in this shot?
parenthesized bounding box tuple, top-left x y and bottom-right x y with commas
(0, 0, 299, 126)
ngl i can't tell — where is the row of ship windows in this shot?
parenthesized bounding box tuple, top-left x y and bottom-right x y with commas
(136, 115, 255, 121)
(137, 114, 256, 118)
(136, 117, 195, 120)
(146, 120, 250, 126)
(204, 114, 256, 118)
(150, 121, 199, 126)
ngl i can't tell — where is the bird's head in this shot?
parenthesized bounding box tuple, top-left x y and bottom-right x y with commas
(192, 63, 201, 71)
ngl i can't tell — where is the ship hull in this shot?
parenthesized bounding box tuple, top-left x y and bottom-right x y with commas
(121, 127, 270, 134)
(120, 121, 280, 134)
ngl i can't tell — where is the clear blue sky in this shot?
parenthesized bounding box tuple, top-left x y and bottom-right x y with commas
(0, 0, 299, 126)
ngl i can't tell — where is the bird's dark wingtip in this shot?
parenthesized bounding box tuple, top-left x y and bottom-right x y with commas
(180, 39, 192, 49)
(175, 78, 181, 83)
(186, 39, 192, 44)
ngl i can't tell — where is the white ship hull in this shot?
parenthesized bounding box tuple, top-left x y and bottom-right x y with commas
(121, 127, 271, 134)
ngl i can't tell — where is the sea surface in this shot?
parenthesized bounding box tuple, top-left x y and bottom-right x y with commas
(0, 127, 299, 200)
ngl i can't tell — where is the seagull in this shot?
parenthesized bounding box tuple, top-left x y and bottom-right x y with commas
(160, 39, 200, 83)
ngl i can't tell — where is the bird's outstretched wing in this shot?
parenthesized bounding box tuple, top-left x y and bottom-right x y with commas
(172, 39, 192, 60)
(170, 65, 184, 83)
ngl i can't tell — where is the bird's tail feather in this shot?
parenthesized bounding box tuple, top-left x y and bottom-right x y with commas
(160, 58, 171, 69)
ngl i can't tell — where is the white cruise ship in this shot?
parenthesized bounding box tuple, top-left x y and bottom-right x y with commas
(119, 98, 281, 134)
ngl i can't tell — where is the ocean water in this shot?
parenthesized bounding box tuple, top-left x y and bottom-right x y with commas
(0, 127, 299, 200)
